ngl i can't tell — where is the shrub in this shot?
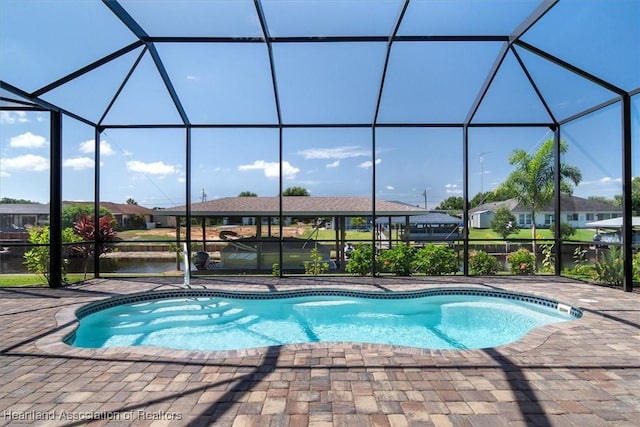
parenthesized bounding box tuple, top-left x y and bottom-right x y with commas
(304, 247, 329, 276)
(594, 246, 624, 286)
(570, 246, 593, 278)
(23, 226, 80, 286)
(490, 206, 519, 239)
(540, 243, 555, 273)
(507, 248, 535, 275)
(412, 244, 459, 276)
(634, 251, 640, 283)
(379, 243, 415, 276)
(469, 250, 500, 275)
(345, 244, 377, 276)
(73, 214, 116, 278)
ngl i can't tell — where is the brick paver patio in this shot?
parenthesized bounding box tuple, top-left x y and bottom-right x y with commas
(1, 276, 638, 426)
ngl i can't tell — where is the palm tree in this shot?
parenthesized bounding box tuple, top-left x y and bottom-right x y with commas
(499, 138, 582, 256)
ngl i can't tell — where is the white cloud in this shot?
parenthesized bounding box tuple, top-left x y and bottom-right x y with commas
(186, 75, 198, 81)
(0, 154, 49, 173)
(599, 176, 622, 183)
(358, 158, 381, 169)
(9, 132, 47, 148)
(445, 183, 462, 194)
(298, 146, 369, 160)
(63, 157, 94, 170)
(238, 160, 299, 179)
(79, 139, 115, 156)
(0, 111, 29, 124)
(126, 160, 176, 175)
(386, 185, 395, 190)
(326, 160, 340, 168)
(580, 176, 623, 186)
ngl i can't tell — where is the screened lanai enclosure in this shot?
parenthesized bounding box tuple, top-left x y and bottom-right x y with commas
(0, 0, 638, 290)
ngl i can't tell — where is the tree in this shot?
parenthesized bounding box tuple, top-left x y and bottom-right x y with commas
(125, 198, 138, 205)
(238, 191, 257, 197)
(469, 188, 513, 208)
(490, 206, 519, 240)
(351, 216, 367, 230)
(283, 187, 310, 196)
(436, 196, 463, 212)
(498, 139, 581, 255)
(549, 221, 576, 241)
(0, 198, 38, 204)
(633, 176, 640, 215)
(587, 195, 618, 206)
(62, 204, 114, 229)
(614, 176, 640, 215)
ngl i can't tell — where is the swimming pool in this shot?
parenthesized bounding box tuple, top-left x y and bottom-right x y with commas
(68, 288, 581, 351)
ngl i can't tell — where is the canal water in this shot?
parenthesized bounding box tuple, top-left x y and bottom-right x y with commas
(0, 255, 177, 274)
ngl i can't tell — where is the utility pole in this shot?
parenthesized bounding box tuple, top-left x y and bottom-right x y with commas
(201, 188, 207, 203)
(422, 189, 428, 211)
(479, 151, 492, 196)
(480, 152, 485, 195)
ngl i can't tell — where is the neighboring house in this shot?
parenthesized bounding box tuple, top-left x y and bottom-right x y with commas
(0, 202, 156, 232)
(469, 199, 519, 229)
(469, 194, 622, 229)
(376, 212, 463, 241)
(78, 202, 156, 230)
(0, 203, 50, 234)
(157, 196, 425, 230)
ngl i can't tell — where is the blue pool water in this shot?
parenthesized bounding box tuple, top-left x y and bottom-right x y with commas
(70, 290, 579, 351)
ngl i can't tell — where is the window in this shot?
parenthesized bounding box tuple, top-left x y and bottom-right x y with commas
(518, 214, 531, 225)
(544, 214, 554, 225)
(586, 213, 595, 221)
(566, 213, 578, 221)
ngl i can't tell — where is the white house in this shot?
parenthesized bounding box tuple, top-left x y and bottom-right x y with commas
(469, 194, 622, 229)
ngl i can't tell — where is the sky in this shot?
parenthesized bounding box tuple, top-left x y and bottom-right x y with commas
(1, 0, 639, 210)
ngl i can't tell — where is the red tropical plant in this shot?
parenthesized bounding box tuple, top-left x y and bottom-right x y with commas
(73, 214, 116, 278)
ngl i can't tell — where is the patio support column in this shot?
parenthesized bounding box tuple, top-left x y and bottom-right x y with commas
(621, 94, 633, 292)
(340, 216, 347, 272)
(176, 218, 181, 271)
(404, 216, 410, 242)
(278, 128, 283, 276)
(201, 218, 206, 252)
(94, 127, 101, 278)
(185, 127, 191, 273)
(335, 216, 342, 271)
(462, 125, 469, 276)
(371, 127, 377, 276)
(553, 125, 562, 275)
(49, 110, 63, 287)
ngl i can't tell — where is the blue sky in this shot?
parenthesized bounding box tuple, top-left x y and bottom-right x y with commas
(1, 0, 638, 209)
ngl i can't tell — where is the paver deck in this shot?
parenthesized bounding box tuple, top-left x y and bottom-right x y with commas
(1, 276, 638, 426)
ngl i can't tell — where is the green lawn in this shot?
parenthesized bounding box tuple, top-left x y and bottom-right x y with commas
(115, 226, 597, 244)
(303, 226, 596, 244)
(116, 230, 175, 241)
(468, 227, 595, 242)
(0, 274, 88, 287)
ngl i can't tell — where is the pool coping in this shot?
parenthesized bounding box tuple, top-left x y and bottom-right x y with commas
(39, 285, 586, 361)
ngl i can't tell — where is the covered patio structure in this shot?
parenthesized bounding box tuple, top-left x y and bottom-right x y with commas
(1, 0, 637, 289)
(157, 196, 427, 272)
